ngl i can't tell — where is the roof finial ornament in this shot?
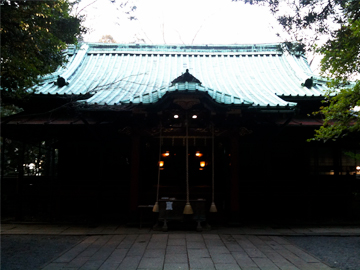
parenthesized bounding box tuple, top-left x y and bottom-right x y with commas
(54, 75, 69, 87)
(302, 77, 313, 89)
(171, 69, 202, 85)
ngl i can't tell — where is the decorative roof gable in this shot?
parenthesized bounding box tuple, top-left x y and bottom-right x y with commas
(171, 69, 202, 85)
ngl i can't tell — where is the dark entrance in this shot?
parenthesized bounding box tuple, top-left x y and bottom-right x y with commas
(153, 144, 213, 200)
(139, 133, 232, 223)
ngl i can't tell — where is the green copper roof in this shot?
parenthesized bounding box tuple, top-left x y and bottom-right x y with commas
(35, 43, 327, 109)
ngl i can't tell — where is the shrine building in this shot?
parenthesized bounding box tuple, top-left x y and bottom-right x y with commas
(2, 43, 359, 226)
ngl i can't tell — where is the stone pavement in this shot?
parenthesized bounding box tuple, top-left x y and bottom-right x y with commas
(2, 223, 360, 270)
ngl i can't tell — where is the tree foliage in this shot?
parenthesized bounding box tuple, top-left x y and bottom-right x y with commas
(314, 81, 360, 141)
(0, 0, 86, 105)
(234, 0, 360, 141)
(315, 16, 360, 141)
(319, 18, 360, 81)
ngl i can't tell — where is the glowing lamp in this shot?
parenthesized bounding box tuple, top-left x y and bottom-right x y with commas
(195, 151, 203, 157)
(200, 161, 206, 167)
(174, 114, 179, 119)
(159, 161, 164, 167)
(162, 151, 170, 157)
(192, 115, 197, 119)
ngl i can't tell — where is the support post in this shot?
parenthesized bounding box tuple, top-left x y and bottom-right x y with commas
(1, 137, 5, 180)
(129, 134, 141, 212)
(15, 142, 25, 221)
(46, 141, 55, 222)
(230, 134, 240, 219)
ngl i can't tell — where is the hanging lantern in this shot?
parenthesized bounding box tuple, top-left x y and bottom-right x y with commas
(199, 161, 206, 171)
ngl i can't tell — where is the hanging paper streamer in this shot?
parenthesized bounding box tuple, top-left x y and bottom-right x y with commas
(166, 201, 173, 210)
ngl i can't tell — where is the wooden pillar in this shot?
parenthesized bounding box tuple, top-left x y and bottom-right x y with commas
(230, 134, 240, 215)
(95, 145, 103, 223)
(1, 137, 5, 180)
(334, 145, 341, 177)
(129, 134, 141, 212)
(45, 141, 55, 221)
(15, 142, 25, 221)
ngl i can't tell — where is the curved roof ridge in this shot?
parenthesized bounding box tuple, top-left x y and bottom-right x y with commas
(85, 42, 283, 54)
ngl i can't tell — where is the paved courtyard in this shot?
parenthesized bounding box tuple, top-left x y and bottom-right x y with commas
(2, 224, 360, 270)
(42, 233, 332, 270)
